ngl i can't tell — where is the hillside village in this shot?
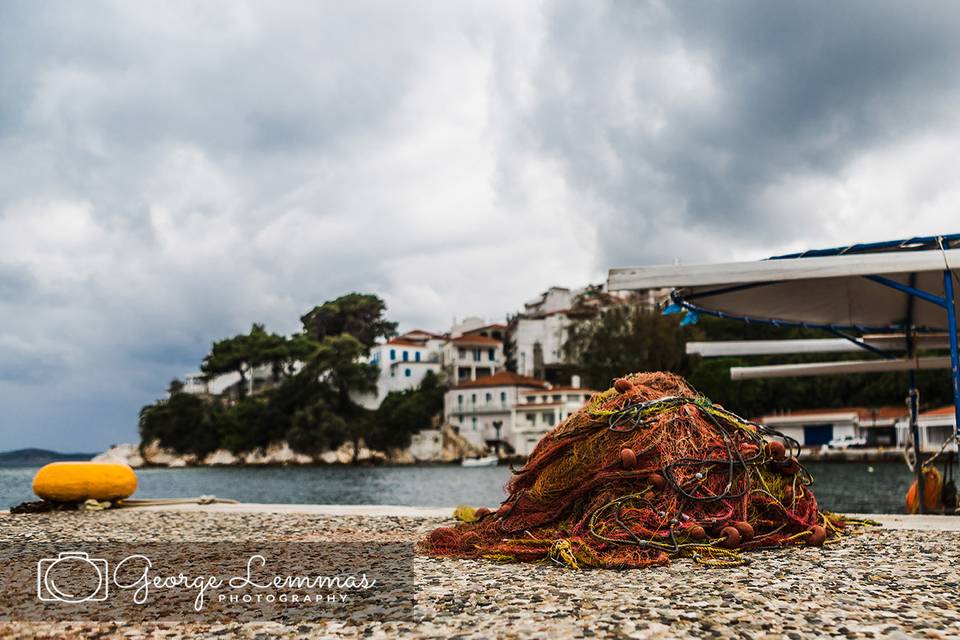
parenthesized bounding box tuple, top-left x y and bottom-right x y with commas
(169, 285, 661, 461)
(99, 283, 958, 468)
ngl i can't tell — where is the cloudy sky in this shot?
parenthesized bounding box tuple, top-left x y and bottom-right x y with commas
(3, 1, 960, 451)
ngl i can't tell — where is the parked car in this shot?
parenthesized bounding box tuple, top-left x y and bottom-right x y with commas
(826, 435, 867, 450)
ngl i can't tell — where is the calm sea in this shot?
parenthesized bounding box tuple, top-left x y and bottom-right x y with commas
(0, 462, 917, 514)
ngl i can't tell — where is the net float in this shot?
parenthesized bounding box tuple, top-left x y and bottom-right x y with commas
(733, 521, 754, 541)
(474, 507, 492, 519)
(495, 503, 512, 518)
(777, 457, 801, 475)
(719, 526, 741, 549)
(32, 462, 137, 503)
(620, 448, 638, 469)
(613, 378, 633, 393)
(646, 473, 666, 490)
(764, 439, 787, 461)
(688, 525, 706, 540)
(782, 484, 795, 503)
(806, 525, 827, 546)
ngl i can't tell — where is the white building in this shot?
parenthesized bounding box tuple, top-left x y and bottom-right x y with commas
(444, 371, 596, 454)
(442, 334, 504, 384)
(510, 285, 644, 381)
(758, 406, 905, 447)
(366, 330, 445, 406)
(896, 406, 958, 451)
(178, 363, 287, 400)
(511, 378, 596, 456)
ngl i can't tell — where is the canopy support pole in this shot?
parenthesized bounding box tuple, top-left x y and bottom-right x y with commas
(905, 274, 925, 514)
(944, 270, 960, 444)
(825, 327, 896, 359)
(863, 274, 947, 308)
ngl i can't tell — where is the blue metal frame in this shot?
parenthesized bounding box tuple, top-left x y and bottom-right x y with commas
(944, 271, 960, 442)
(667, 250, 960, 450)
(864, 275, 947, 308)
(768, 233, 960, 260)
(669, 294, 947, 335)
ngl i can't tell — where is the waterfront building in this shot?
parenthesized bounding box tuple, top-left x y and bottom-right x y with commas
(443, 371, 596, 453)
(366, 330, 445, 405)
(757, 406, 906, 447)
(510, 376, 596, 456)
(895, 406, 959, 451)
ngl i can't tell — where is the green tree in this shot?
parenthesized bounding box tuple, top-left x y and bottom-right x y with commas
(369, 370, 446, 450)
(284, 333, 380, 461)
(300, 293, 397, 350)
(565, 304, 701, 390)
(200, 323, 288, 398)
(138, 393, 220, 457)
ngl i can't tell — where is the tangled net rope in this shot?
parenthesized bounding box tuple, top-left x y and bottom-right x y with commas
(421, 372, 870, 569)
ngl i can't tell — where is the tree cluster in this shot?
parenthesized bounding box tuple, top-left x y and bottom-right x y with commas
(139, 293, 442, 461)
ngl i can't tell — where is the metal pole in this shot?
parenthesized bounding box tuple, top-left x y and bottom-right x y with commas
(944, 270, 960, 443)
(905, 274, 925, 513)
(908, 372, 924, 513)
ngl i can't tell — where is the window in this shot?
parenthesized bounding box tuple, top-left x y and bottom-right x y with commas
(473, 348, 481, 362)
(415, 352, 421, 362)
(458, 348, 467, 358)
(402, 351, 409, 362)
(389, 349, 396, 360)
(404, 368, 412, 377)
(526, 413, 536, 423)
(472, 416, 477, 430)
(542, 412, 554, 424)
(488, 348, 495, 361)
(500, 391, 507, 404)
(471, 393, 477, 404)
(553, 395, 562, 402)
(458, 394, 463, 405)
(567, 394, 579, 401)
(485, 392, 492, 402)
(526, 395, 536, 403)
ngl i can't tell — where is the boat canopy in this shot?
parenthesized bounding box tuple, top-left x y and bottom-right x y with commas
(609, 234, 960, 334)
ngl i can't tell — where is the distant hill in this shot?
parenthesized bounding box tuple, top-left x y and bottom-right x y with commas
(0, 448, 95, 467)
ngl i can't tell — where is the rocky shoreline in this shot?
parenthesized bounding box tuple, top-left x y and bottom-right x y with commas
(92, 424, 486, 468)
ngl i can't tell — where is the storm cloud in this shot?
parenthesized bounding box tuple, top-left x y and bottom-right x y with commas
(2, 1, 960, 450)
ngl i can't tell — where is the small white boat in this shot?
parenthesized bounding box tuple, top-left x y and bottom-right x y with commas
(461, 455, 499, 467)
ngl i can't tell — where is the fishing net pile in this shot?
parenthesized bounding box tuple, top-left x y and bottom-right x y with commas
(422, 372, 861, 569)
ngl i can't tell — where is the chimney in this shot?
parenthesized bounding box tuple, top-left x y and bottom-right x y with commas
(571, 375, 581, 389)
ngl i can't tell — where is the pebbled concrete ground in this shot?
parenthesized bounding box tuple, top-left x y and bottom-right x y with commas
(0, 509, 958, 639)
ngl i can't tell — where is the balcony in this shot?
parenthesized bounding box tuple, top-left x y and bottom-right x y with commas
(454, 401, 512, 415)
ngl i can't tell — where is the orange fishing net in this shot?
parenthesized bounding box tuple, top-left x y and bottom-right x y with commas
(421, 372, 861, 568)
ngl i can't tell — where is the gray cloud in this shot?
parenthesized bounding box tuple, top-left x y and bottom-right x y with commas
(1, 1, 959, 450)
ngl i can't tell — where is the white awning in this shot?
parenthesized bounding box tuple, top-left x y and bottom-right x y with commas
(686, 334, 950, 356)
(609, 248, 960, 330)
(730, 356, 951, 380)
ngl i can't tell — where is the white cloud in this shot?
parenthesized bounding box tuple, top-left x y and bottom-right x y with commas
(2, 1, 960, 450)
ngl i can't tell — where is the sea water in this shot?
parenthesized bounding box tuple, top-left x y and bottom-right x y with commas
(0, 462, 917, 513)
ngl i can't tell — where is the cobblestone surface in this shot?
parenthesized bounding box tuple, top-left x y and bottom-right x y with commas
(1, 510, 958, 639)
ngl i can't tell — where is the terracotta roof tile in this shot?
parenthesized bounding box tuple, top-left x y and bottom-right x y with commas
(920, 405, 957, 417)
(454, 371, 548, 390)
(450, 335, 502, 346)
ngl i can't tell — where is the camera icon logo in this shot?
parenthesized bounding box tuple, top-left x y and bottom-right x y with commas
(37, 551, 109, 603)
